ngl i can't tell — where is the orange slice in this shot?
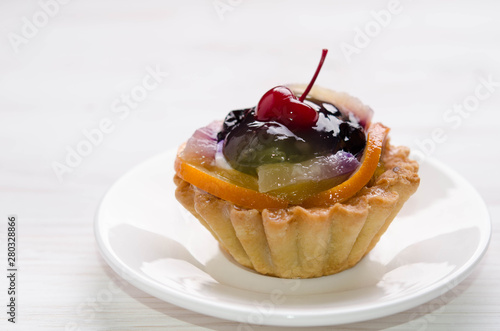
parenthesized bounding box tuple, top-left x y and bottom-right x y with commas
(300, 122, 389, 208)
(174, 155, 289, 210)
(175, 122, 389, 210)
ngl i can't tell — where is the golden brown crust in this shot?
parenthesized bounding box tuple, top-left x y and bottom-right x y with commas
(174, 142, 419, 278)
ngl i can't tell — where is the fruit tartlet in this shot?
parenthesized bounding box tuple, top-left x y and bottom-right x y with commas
(174, 50, 419, 278)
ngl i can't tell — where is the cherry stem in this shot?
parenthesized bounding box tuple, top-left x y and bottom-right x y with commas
(299, 49, 328, 102)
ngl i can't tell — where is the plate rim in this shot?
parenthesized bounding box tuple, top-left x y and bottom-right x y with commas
(94, 151, 491, 327)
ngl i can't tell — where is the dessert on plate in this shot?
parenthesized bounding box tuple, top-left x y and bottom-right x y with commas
(173, 50, 419, 278)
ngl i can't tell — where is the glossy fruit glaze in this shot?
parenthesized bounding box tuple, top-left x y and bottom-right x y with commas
(218, 96, 366, 175)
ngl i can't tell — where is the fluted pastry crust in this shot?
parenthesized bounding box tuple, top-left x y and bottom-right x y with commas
(174, 142, 419, 278)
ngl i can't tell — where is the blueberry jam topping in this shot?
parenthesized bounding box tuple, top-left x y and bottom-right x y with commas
(218, 97, 366, 175)
(217, 49, 366, 175)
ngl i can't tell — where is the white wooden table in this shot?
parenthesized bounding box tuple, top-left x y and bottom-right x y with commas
(1, 0, 499, 329)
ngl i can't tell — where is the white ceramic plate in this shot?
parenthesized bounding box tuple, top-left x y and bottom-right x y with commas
(94, 150, 491, 327)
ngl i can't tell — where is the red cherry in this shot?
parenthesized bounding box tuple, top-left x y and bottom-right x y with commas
(255, 49, 328, 130)
(255, 86, 294, 122)
(256, 86, 319, 130)
(283, 98, 319, 129)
